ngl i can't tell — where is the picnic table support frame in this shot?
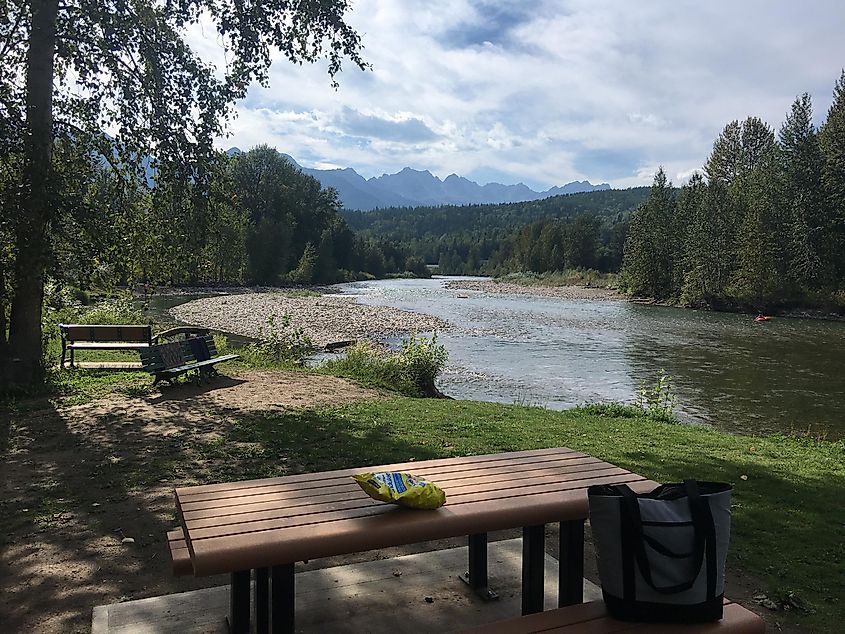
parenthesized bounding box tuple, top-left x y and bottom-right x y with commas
(522, 524, 545, 615)
(558, 519, 585, 607)
(459, 533, 498, 601)
(270, 563, 295, 634)
(228, 570, 250, 634)
(255, 567, 269, 632)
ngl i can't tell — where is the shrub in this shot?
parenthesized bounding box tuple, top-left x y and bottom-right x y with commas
(323, 334, 448, 398)
(241, 314, 313, 366)
(398, 333, 447, 396)
(575, 402, 643, 418)
(637, 369, 677, 421)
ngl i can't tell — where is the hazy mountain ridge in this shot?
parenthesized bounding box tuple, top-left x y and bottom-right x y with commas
(226, 148, 610, 210)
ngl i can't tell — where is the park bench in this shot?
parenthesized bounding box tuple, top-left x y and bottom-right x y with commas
(140, 334, 239, 385)
(59, 323, 151, 367)
(168, 447, 660, 634)
(458, 598, 765, 633)
(58, 323, 210, 367)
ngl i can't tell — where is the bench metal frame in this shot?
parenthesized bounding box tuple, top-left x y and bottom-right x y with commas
(224, 522, 584, 634)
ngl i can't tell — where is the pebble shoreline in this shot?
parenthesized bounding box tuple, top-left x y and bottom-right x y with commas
(445, 279, 622, 300)
(169, 292, 450, 347)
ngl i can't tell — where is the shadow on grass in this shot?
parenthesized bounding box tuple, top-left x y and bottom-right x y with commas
(0, 389, 440, 633)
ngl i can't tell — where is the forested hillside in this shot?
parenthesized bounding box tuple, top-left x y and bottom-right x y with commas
(343, 188, 649, 274)
(1, 145, 420, 309)
(622, 75, 845, 312)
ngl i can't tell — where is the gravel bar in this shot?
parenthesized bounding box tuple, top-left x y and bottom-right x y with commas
(169, 292, 450, 347)
(445, 279, 622, 300)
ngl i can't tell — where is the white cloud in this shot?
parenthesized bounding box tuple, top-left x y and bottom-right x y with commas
(185, 1, 845, 189)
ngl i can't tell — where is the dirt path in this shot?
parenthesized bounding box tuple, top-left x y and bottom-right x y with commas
(0, 370, 381, 634)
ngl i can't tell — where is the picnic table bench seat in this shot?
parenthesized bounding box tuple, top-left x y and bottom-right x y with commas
(141, 334, 239, 385)
(459, 599, 765, 634)
(167, 529, 192, 577)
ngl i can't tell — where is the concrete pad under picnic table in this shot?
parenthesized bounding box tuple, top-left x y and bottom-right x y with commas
(92, 537, 601, 633)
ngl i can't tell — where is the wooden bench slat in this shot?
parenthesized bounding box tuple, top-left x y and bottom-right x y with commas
(178, 455, 609, 510)
(182, 472, 648, 541)
(167, 528, 194, 577)
(67, 342, 151, 350)
(184, 480, 658, 576)
(175, 447, 585, 499)
(60, 324, 152, 342)
(157, 354, 241, 375)
(178, 465, 633, 526)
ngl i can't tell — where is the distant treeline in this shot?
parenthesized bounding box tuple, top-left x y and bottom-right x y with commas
(343, 188, 649, 275)
(347, 72, 845, 313)
(622, 74, 845, 311)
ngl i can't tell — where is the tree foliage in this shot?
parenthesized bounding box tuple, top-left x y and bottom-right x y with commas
(622, 74, 845, 311)
(0, 0, 369, 385)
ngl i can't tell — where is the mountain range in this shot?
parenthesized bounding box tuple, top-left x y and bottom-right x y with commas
(226, 148, 610, 211)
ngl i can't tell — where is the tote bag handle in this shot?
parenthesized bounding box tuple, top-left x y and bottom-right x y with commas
(616, 480, 717, 599)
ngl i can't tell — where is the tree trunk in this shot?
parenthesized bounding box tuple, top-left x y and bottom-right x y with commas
(2, 0, 58, 387)
(0, 259, 7, 354)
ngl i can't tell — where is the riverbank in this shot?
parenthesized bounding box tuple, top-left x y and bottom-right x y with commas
(2, 374, 840, 633)
(169, 291, 450, 347)
(445, 278, 622, 300)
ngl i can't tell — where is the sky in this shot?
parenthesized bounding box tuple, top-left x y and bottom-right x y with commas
(186, 0, 845, 191)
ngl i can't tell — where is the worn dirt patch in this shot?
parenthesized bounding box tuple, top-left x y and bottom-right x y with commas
(0, 370, 381, 634)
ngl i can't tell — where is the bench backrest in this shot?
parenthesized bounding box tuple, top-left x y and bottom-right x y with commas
(141, 335, 219, 373)
(59, 324, 152, 344)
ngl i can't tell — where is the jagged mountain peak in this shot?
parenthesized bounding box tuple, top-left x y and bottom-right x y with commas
(225, 147, 610, 210)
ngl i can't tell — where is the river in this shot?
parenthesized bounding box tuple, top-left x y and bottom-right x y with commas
(334, 276, 845, 439)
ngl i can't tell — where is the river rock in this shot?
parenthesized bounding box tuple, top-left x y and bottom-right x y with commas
(170, 292, 450, 347)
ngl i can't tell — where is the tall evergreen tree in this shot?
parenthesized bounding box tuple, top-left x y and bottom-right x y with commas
(622, 168, 675, 298)
(818, 70, 845, 285)
(779, 93, 827, 288)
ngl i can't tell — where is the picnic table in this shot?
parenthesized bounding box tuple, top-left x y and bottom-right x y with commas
(169, 447, 657, 633)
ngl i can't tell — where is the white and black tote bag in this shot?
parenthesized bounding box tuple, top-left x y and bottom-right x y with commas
(587, 480, 732, 622)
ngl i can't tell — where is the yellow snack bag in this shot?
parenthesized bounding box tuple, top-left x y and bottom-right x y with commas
(353, 471, 446, 509)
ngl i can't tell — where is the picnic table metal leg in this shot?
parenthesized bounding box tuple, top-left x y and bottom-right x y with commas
(558, 519, 585, 607)
(255, 567, 270, 632)
(522, 524, 545, 615)
(270, 563, 295, 634)
(459, 533, 498, 600)
(228, 570, 251, 634)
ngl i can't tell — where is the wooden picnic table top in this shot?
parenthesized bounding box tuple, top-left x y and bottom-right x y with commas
(173, 447, 657, 577)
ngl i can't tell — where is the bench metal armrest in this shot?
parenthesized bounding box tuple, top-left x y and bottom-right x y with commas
(152, 326, 211, 343)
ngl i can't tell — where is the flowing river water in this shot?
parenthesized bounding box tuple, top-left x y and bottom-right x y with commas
(334, 277, 845, 439)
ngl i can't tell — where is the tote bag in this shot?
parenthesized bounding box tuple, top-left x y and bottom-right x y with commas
(587, 480, 732, 622)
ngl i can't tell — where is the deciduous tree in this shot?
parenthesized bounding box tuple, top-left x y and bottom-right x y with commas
(0, 0, 367, 385)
